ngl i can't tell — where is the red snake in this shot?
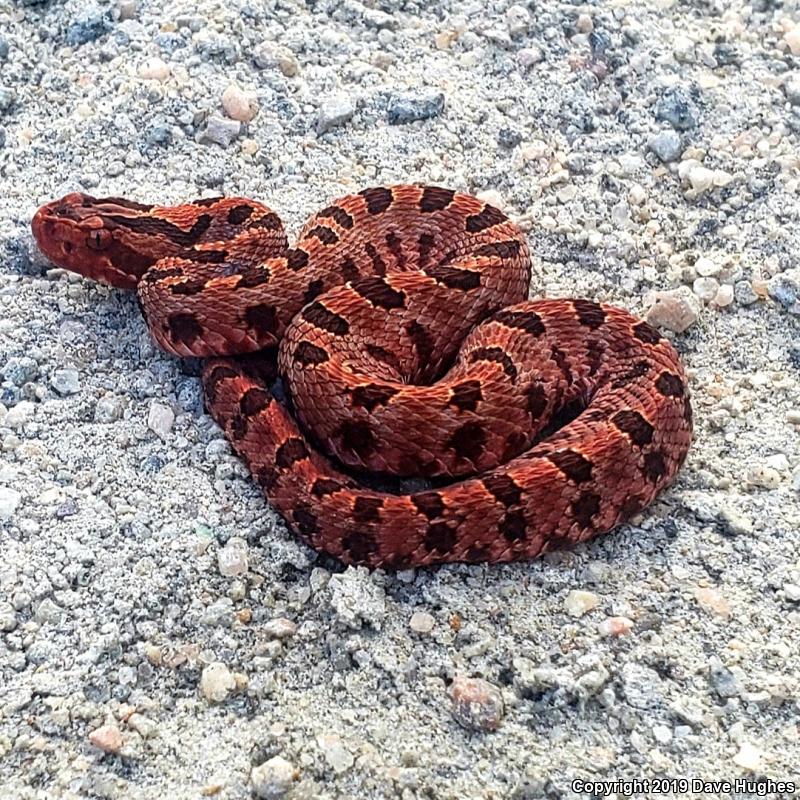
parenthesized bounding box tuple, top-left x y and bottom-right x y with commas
(32, 186, 692, 568)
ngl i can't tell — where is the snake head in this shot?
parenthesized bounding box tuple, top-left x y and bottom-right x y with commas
(31, 193, 160, 289)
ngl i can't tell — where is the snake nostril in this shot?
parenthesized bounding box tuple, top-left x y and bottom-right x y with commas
(63, 242, 73, 253)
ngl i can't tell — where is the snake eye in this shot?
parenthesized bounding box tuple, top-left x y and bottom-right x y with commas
(85, 228, 111, 251)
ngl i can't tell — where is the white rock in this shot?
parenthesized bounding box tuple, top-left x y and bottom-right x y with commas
(695, 256, 720, 277)
(733, 741, 764, 771)
(712, 169, 734, 187)
(687, 163, 715, 193)
(317, 734, 354, 774)
(673, 34, 695, 62)
(784, 25, 800, 56)
(506, 4, 531, 37)
(138, 57, 170, 81)
(645, 286, 702, 332)
(222, 84, 257, 122)
(316, 95, 355, 135)
(95, 394, 123, 423)
(0, 487, 21, 519)
(263, 617, 297, 639)
(783, 583, 800, 602)
(745, 465, 781, 489)
(217, 537, 249, 577)
(200, 661, 236, 703)
(712, 284, 734, 307)
(564, 590, 599, 617)
(51, 368, 80, 395)
(329, 567, 387, 630)
(556, 184, 578, 203)
(251, 756, 298, 799)
(628, 184, 646, 206)
(409, 611, 435, 634)
(6, 401, 34, 428)
(653, 724, 672, 744)
(693, 277, 719, 302)
(765, 453, 789, 472)
(517, 46, 543, 67)
(147, 401, 174, 439)
(476, 189, 506, 211)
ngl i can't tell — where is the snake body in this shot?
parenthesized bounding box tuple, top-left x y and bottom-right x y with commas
(32, 186, 692, 568)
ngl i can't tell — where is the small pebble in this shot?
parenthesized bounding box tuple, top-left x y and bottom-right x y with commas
(329, 567, 387, 630)
(118, 0, 137, 21)
(316, 95, 355, 135)
(95, 394, 123, 423)
(645, 287, 701, 332)
(200, 662, 236, 703)
(386, 91, 445, 125)
(6, 401, 34, 428)
(251, 756, 298, 799)
(217, 537, 249, 577)
(252, 41, 299, 76)
(564, 590, 599, 617)
(66, 7, 111, 46)
(517, 46, 543, 68)
(147, 401, 174, 439)
(712, 284, 734, 308)
(199, 116, 241, 147)
(694, 587, 731, 618)
(679, 160, 714, 193)
(0, 487, 21, 519)
(598, 616, 633, 636)
(506, 4, 531, 37)
(222, 84, 256, 122)
(317, 734, 354, 774)
(695, 256, 720, 277)
(767, 269, 800, 314)
(693, 277, 719, 303)
(734, 280, 759, 306)
(263, 618, 297, 639)
(784, 25, 800, 56)
(783, 583, 800, 602)
(449, 676, 504, 731)
(655, 86, 698, 131)
(784, 74, 800, 106)
(409, 611, 435, 634)
(710, 665, 741, 698)
(88, 724, 124, 754)
(138, 57, 170, 81)
(2, 356, 39, 386)
(0, 602, 17, 632)
(34, 598, 62, 624)
(652, 724, 672, 744)
(648, 130, 683, 162)
(733, 742, 764, 771)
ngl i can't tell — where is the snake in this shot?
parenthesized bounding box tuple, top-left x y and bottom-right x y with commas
(31, 185, 692, 568)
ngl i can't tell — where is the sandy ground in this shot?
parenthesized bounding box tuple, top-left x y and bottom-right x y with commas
(2, 0, 800, 798)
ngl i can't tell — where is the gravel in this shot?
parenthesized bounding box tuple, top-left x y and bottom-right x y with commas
(2, 0, 800, 797)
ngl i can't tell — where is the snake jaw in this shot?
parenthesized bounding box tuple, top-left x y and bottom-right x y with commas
(31, 193, 151, 289)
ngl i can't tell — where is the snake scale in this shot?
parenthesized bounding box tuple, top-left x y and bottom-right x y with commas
(32, 185, 692, 568)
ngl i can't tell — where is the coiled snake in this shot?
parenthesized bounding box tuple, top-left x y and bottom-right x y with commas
(32, 185, 692, 568)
